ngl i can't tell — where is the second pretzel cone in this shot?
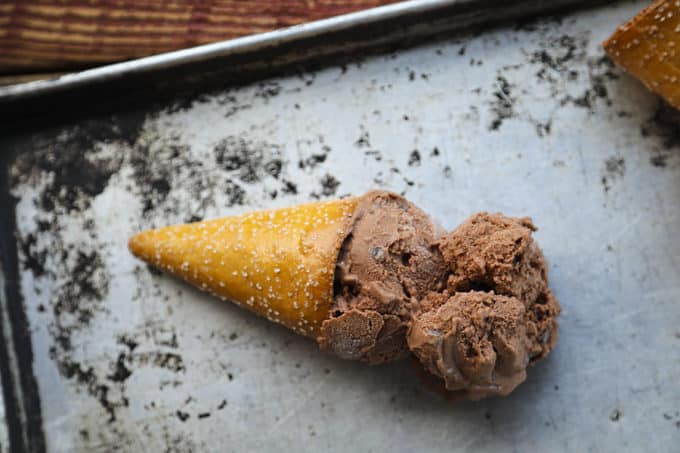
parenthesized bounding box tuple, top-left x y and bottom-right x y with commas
(129, 191, 561, 400)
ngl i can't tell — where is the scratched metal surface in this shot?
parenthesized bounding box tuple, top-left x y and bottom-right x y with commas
(3, 0, 680, 451)
(0, 377, 6, 453)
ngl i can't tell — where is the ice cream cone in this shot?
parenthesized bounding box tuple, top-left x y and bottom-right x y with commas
(603, 0, 680, 109)
(128, 197, 358, 337)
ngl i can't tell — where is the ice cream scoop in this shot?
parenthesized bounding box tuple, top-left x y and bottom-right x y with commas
(129, 190, 560, 400)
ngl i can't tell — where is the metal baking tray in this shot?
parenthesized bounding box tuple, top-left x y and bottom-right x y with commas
(2, 0, 679, 452)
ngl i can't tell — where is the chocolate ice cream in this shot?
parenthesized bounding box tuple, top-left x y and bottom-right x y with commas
(319, 191, 446, 363)
(408, 291, 530, 399)
(317, 192, 560, 400)
(438, 213, 560, 363)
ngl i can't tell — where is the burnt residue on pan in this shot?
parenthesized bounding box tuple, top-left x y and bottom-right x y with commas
(7, 85, 340, 447)
(10, 113, 147, 424)
(640, 101, 680, 168)
(484, 23, 619, 137)
(488, 75, 517, 131)
(600, 156, 626, 194)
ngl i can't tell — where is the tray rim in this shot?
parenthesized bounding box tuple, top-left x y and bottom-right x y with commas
(0, 0, 461, 103)
(0, 0, 610, 105)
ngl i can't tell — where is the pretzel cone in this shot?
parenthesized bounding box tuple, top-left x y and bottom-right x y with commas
(129, 197, 358, 337)
(603, 0, 680, 109)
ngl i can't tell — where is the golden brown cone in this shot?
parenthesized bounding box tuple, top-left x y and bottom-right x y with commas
(603, 0, 680, 109)
(129, 197, 358, 337)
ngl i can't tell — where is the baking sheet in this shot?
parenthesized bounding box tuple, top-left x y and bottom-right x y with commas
(2, 0, 680, 451)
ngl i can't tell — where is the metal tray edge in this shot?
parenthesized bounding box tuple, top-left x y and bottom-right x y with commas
(0, 0, 610, 105)
(0, 0, 460, 102)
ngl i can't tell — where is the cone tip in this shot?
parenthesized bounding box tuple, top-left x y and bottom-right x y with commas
(128, 230, 149, 260)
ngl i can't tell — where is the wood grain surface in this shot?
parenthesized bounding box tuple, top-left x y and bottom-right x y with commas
(0, 0, 401, 74)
